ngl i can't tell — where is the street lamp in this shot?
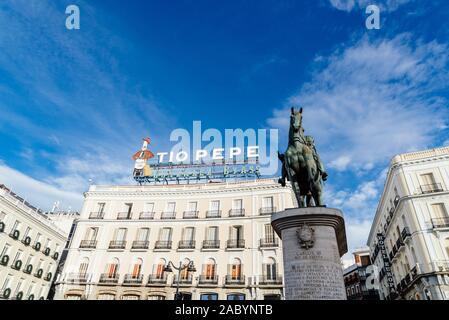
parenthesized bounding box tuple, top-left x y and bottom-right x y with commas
(164, 259, 196, 300)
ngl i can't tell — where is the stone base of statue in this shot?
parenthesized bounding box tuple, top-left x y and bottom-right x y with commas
(271, 207, 348, 300)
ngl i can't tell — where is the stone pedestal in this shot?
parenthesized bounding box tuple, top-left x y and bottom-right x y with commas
(271, 207, 348, 300)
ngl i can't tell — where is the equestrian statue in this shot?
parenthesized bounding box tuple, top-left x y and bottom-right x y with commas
(278, 107, 328, 208)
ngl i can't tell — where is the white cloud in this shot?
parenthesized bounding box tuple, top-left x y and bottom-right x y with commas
(268, 34, 449, 173)
(0, 161, 82, 211)
(329, 0, 412, 12)
(346, 218, 373, 250)
(329, 155, 351, 171)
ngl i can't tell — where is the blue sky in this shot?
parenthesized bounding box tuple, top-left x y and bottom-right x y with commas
(1, 0, 449, 255)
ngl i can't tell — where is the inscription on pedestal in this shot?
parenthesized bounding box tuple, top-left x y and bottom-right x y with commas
(281, 224, 346, 300)
(285, 254, 345, 300)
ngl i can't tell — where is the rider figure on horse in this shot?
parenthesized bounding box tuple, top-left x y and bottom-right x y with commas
(278, 135, 327, 186)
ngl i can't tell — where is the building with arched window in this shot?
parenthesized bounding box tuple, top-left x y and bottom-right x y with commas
(54, 178, 294, 300)
(367, 146, 449, 300)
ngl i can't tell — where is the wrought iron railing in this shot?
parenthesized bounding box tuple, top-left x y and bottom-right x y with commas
(198, 275, 219, 285)
(259, 207, 276, 215)
(183, 211, 199, 219)
(226, 239, 245, 249)
(154, 241, 172, 249)
(202, 240, 220, 249)
(139, 212, 155, 220)
(228, 209, 245, 217)
(131, 241, 149, 249)
(206, 210, 221, 218)
(108, 241, 127, 249)
(79, 240, 97, 249)
(420, 183, 444, 194)
(178, 240, 195, 249)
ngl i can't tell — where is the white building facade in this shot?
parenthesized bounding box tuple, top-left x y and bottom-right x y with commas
(0, 185, 68, 300)
(54, 178, 295, 300)
(367, 147, 449, 300)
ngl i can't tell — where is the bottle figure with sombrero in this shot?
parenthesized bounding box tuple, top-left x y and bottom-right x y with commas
(132, 138, 154, 177)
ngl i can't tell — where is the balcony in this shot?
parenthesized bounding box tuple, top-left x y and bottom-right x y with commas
(183, 211, 199, 219)
(79, 240, 97, 249)
(258, 275, 283, 286)
(154, 241, 172, 250)
(139, 212, 155, 220)
(147, 274, 167, 286)
(393, 195, 400, 207)
(259, 238, 279, 248)
(401, 227, 411, 241)
(99, 273, 119, 284)
(259, 207, 276, 215)
(131, 241, 149, 250)
(123, 274, 143, 286)
(206, 210, 221, 218)
(229, 209, 245, 217)
(117, 212, 133, 220)
(108, 241, 127, 250)
(420, 183, 444, 194)
(66, 273, 89, 284)
(89, 212, 104, 219)
(225, 275, 245, 286)
(389, 207, 395, 218)
(202, 240, 220, 249)
(173, 274, 193, 286)
(396, 238, 404, 251)
(198, 275, 219, 286)
(161, 211, 176, 219)
(431, 217, 449, 229)
(178, 240, 195, 250)
(226, 239, 245, 249)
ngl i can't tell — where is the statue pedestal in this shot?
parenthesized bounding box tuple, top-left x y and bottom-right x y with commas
(271, 207, 348, 300)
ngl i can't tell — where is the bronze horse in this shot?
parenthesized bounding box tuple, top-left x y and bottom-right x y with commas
(278, 107, 325, 207)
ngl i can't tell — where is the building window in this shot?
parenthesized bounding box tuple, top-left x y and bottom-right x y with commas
(227, 293, 245, 300)
(158, 227, 172, 242)
(153, 259, 166, 279)
(84, 227, 98, 241)
(262, 196, 275, 213)
(445, 238, 449, 259)
(97, 203, 106, 213)
(130, 259, 143, 278)
(113, 228, 127, 242)
(200, 293, 218, 300)
(98, 293, 115, 300)
(105, 258, 120, 278)
(264, 258, 277, 280)
(166, 202, 176, 213)
(148, 295, 165, 300)
(26, 283, 35, 298)
(122, 295, 140, 300)
(203, 258, 217, 279)
(11, 220, 21, 232)
(136, 228, 150, 242)
(230, 226, 243, 240)
(210, 200, 220, 212)
(188, 201, 198, 212)
(66, 295, 82, 300)
(0, 245, 10, 258)
(144, 202, 155, 213)
(182, 227, 195, 241)
(229, 258, 242, 280)
(419, 173, 442, 193)
(264, 224, 275, 242)
(206, 226, 218, 241)
(431, 203, 448, 219)
(264, 294, 281, 300)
